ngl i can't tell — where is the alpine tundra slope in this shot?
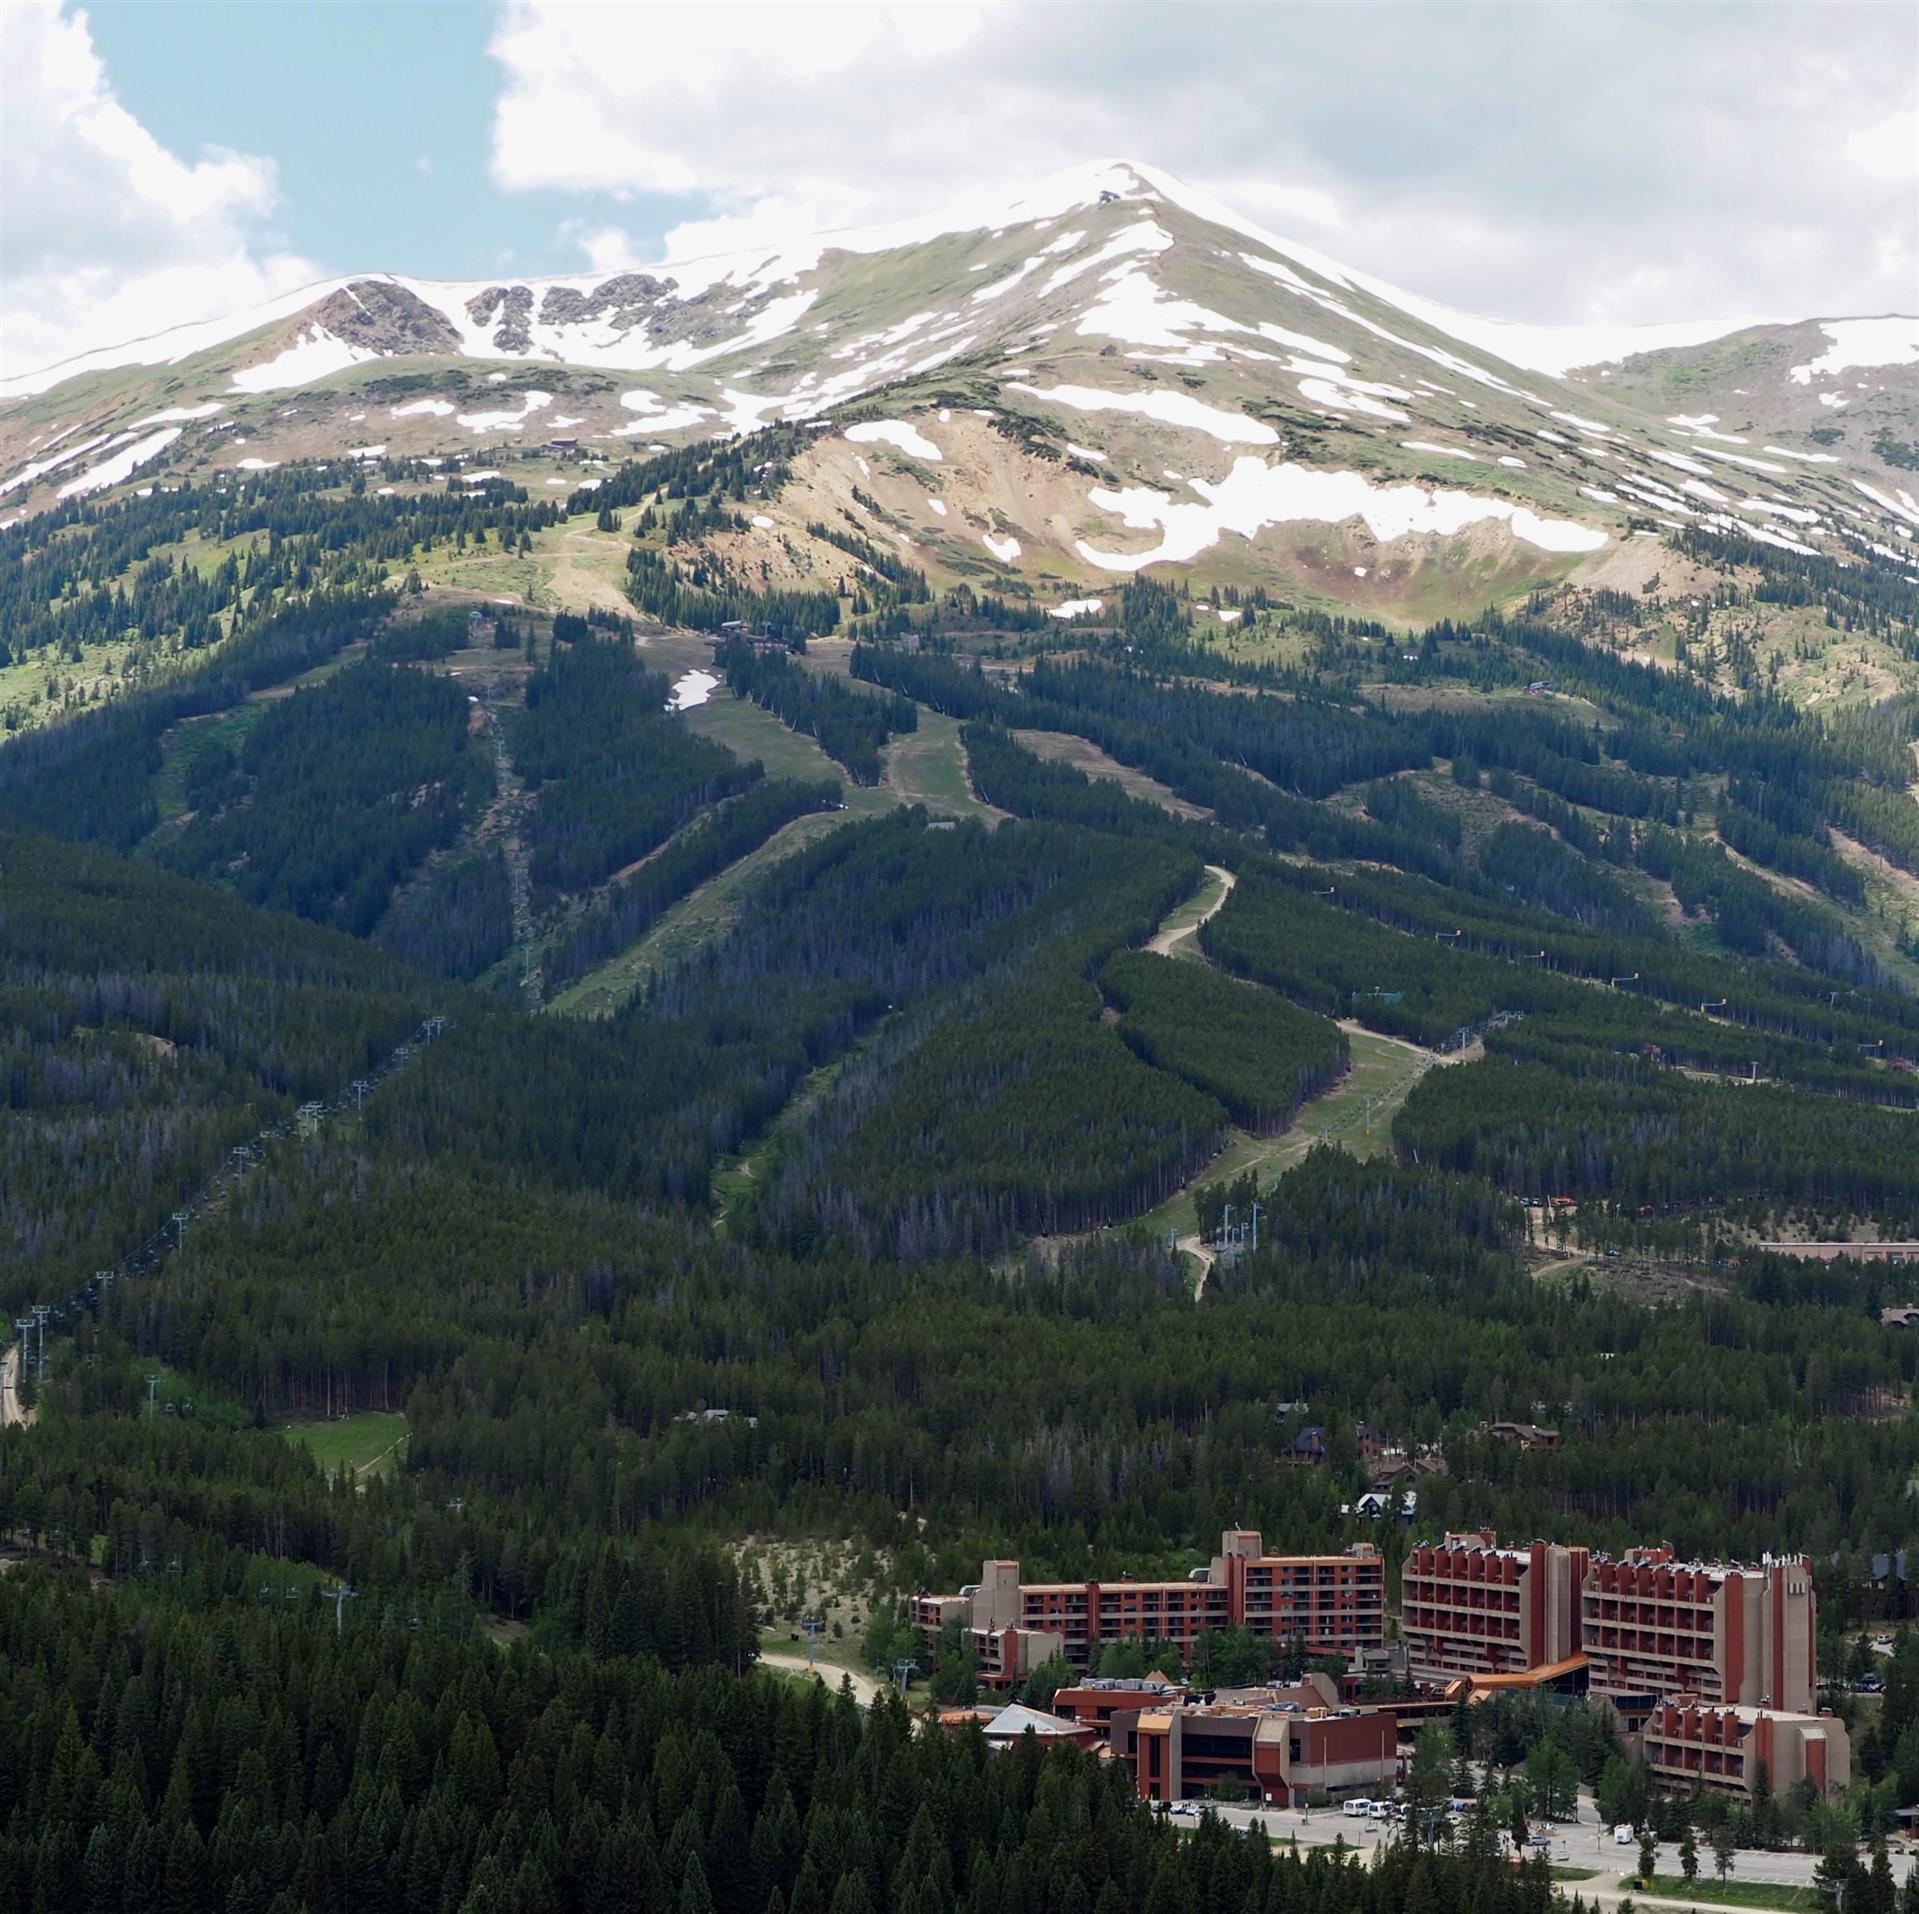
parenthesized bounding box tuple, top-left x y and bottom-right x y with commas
(3, 161, 1913, 637)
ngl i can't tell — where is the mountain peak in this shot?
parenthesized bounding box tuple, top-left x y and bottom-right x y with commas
(2, 157, 1914, 606)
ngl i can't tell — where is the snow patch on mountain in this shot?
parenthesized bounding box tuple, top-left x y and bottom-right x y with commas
(230, 326, 377, 394)
(667, 670, 720, 711)
(1076, 456, 1607, 571)
(1039, 219, 1173, 295)
(131, 402, 224, 425)
(457, 391, 553, 434)
(1789, 318, 1919, 384)
(846, 419, 942, 460)
(2, 431, 117, 497)
(57, 427, 182, 498)
(1009, 382, 1278, 445)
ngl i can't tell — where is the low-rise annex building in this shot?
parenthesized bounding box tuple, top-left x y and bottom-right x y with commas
(1110, 1695, 1399, 1807)
(1641, 1697, 1850, 1801)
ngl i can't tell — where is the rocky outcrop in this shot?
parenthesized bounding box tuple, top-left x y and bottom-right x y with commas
(465, 286, 535, 353)
(539, 274, 675, 326)
(313, 281, 461, 356)
(454, 273, 786, 359)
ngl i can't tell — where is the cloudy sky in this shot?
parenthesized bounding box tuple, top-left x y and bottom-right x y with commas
(2, 0, 1914, 380)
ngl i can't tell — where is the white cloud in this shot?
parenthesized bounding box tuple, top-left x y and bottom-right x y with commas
(490, 0, 1919, 329)
(553, 218, 650, 276)
(1849, 105, 1919, 182)
(0, 0, 318, 381)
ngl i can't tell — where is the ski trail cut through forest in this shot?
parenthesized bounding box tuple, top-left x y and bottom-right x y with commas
(5, 1015, 449, 1379)
(474, 687, 539, 1002)
(1129, 866, 1471, 1295)
(1147, 863, 1237, 956)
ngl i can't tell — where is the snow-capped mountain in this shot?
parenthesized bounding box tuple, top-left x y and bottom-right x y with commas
(3, 161, 1914, 601)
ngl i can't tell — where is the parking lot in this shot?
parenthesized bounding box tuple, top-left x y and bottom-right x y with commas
(1197, 1788, 1918, 1903)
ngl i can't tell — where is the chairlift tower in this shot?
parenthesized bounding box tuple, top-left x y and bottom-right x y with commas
(803, 1616, 821, 1668)
(145, 1373, 161, 1418)
(322, 1584, 356, 1635)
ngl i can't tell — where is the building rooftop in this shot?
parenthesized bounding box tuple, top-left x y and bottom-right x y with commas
(981, 1703, 1083, 1740)
(1651, 1698, 1835, 1727)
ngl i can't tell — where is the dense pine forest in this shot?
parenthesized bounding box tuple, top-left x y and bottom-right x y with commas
(3, 435, 1919, 1906)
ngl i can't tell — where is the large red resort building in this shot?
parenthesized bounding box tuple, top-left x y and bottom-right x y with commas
(913, 1531, 1385, 1686)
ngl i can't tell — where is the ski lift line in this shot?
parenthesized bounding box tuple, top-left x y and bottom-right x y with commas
(8, 1013, 449, 1355)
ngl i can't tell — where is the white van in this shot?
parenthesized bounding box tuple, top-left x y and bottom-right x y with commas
(1614, 1824, 1635, 1846)
(1343, 1798, 1375, 1818)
